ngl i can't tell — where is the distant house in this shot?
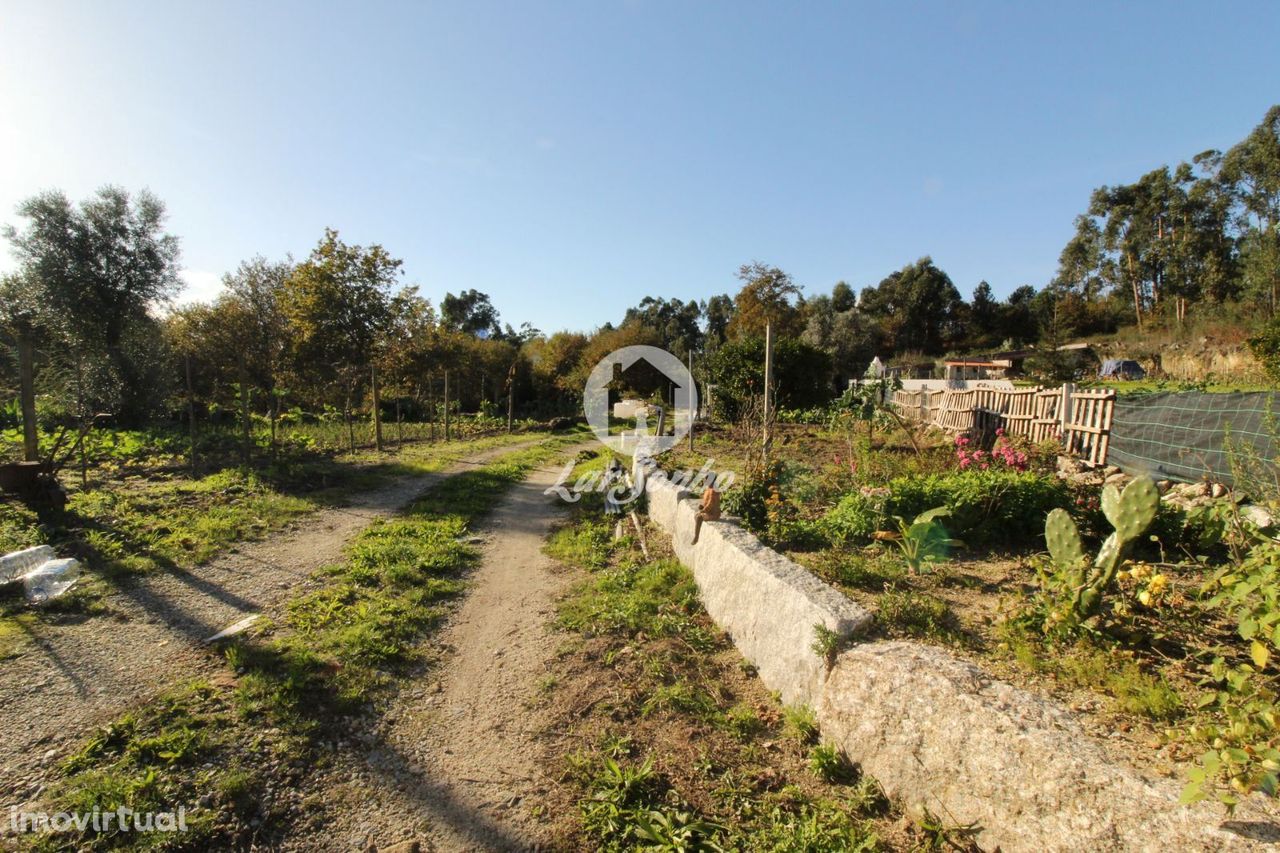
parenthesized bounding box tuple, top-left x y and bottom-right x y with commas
(944, 358, 1008, 381)
(885, 361, 936, 380)
(1099, 359, 1146, 380)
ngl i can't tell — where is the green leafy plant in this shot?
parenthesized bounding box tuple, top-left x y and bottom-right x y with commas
(876, 589, 954, 641)
(1187, 534, 1280, 807)
(809, 743, 858, 784)
(812, 623, 843, 667)
(885, 506, 961, 574)
(885, 469, 1071, 547)
(783, 704, 820, 745)
(1040, 477, 1160, 628)
(819, 491, 885, 548)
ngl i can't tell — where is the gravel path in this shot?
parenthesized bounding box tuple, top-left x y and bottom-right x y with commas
(291, 448, 586, 852)
(0, 442, 538, 807)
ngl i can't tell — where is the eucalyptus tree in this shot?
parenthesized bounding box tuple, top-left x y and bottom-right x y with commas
(1222, 105, 1280, 315)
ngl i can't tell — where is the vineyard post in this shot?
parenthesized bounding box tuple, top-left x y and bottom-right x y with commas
(762, 322, 773, 462)
(371, 363, 384, 452)
(185, 353, 197, 475)
(443, 369, 451, 441)
(15, 320, 38, 462)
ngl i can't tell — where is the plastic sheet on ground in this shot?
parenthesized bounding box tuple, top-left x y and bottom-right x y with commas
(0, 545, 81, 603)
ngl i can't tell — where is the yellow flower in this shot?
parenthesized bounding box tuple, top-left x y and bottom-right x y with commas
(1148, 574, 1169, 596)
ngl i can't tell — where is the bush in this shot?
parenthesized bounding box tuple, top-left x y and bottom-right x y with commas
(819, 491, 884, 547)
(884, 469, 1070, 548)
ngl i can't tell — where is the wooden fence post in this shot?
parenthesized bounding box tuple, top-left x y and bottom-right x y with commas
(16, 325, 38, 462)
(371, 364, 384, 452)
(1059, 382, 1075, 443)
(443, 369, 451, 442)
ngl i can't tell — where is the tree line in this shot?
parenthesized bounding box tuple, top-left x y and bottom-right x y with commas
(2, 105, 1277, 440)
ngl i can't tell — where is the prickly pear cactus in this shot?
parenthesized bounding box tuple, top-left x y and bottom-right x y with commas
(1043, 476, 1161, 621)
(1101, 478, 1159, 544)
(1045, 509, 1086, 571)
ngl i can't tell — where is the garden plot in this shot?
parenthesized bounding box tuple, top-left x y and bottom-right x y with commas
(657, 418, 1280, 817)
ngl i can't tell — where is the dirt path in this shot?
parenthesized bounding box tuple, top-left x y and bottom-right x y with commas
(291, 450, 585, 852)
(0, 441, 539, 806)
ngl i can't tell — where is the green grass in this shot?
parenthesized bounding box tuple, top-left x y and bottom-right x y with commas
(1000, 623, 1185, 722)
(875, 589, 956, 643)
(1078, 378, 1276, 396)
(0, 430, 551, 646)
(550, 496, 892, 852)
(30, 432, 586, 850)
(802, 550, 907, 593)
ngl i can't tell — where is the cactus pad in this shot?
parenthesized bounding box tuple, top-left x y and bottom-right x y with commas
(1045, 509, 1086, 570)
(1109, 478, 1159, 543)
(1100, 484, 1121, 527)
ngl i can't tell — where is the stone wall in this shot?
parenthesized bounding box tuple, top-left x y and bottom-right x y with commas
(637, 462, 871, 705)
(635, 459, 1278, 851)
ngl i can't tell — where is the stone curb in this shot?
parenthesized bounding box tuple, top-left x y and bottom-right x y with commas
(636, 461, 1279, 851)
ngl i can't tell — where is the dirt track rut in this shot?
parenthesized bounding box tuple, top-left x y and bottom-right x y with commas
(0, 442, 537, 806)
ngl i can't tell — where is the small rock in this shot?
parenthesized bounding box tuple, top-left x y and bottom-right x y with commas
(1211, 483, 1228, 499)
(1241, 504, 1276, 529)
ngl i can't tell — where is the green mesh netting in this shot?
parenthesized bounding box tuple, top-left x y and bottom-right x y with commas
(1107, 391, 1280, 486)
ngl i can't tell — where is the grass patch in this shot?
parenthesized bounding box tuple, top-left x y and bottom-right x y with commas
(804, 550, 906, 592)
(875, 589, 956, 643)
(546, 498, 902, 850)
(0, 431, 550, 633)
(1000, 623, 1185, 722)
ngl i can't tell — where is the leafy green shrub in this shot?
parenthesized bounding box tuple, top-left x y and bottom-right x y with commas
(884, 469, 1070, 547)
(1190, 534, 1280, 806)
(819, 491, 883, 547)
(722, 460, 783, 532)
(723, 460, 823, 548)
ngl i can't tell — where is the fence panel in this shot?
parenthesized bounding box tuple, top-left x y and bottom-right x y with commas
(1062, 389, 1115, 467)
(891, 383, 1119, 468)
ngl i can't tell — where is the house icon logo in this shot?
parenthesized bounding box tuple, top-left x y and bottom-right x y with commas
(583, 346, 697, 456)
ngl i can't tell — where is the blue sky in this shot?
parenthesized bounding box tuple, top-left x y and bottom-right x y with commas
(2, 1, 1278, 335)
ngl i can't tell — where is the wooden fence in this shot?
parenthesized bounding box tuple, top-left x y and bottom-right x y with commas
(891, 384, 1115, 467)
